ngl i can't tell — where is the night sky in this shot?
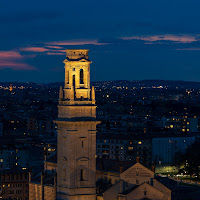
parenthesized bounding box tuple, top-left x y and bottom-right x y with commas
(1, 0, 200, 83)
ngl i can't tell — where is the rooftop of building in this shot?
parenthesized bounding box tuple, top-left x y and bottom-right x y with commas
(96, 158, 135, 173)
(31, 172, 55, 186)
(0, 167, 29, 174)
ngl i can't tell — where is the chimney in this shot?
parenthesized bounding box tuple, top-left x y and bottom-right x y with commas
(151, 163, 155, 173)
(120, 162, 123, 173)
(136, 153, 140, 163)
(29, 171, 32, 182)
(41, 172, 44, 200)
(41, 172, 44, 186)
(54, 173, 57, 186)
(54, 173, 57, 200)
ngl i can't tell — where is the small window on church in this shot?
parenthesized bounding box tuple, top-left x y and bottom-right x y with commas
(63, 168, 66, 180)
(82, 141, 84, 148)
(73, 68, 75, 71)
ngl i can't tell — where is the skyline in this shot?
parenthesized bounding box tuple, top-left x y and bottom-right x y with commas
(1, 0, 200, 82)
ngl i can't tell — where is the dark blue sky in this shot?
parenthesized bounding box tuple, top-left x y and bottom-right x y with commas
(1, 0, 200, 82)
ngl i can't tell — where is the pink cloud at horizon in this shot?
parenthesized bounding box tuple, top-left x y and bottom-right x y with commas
(0, 51, 36, 70)
(46, 52, 65, 55)
(46, 39, 109, 46)
(20, 47, 48, 52)
(20, 46, 66, 54)
(45, 45, 63, 49)
(121, 34, 199, 43)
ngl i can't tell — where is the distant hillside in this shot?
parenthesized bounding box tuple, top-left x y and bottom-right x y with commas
(91, 80, 200, 89)
(1, 80, 200, 89)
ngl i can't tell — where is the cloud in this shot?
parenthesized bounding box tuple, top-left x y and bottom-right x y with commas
(46, 39, 109, 46)
(46, 52, 65, 55)
(0, 51, 36, 70)
(45, 45, 63, 49)
(20, 47, 48, 52)
(18, 39, 108, 56)
(121, 34, 199, 44)
(176, 47, 200, 51)
(20, 46, 66, 55)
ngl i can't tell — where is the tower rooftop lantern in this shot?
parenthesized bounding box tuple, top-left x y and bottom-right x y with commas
(65, 49, 90, 61)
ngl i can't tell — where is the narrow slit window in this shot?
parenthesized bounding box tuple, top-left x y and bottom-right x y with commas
(63, 168, 66, 180)
(80, 169, 84, 181)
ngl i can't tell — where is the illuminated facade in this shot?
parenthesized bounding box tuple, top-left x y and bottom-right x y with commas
(55, 49, 100, 200)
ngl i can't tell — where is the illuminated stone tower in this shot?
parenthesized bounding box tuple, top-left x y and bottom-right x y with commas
(55, 49, 100, 200)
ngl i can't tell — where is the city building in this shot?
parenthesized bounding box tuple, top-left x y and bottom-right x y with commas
(162, 115, 198, 133)
(96, 132, 152, 166)
(0, 137, 43, 171)
(96, 160, 171, 200)
(152, 136, 196, 166)
(0, 168, 29, 200)
(29, 172, 56, 200)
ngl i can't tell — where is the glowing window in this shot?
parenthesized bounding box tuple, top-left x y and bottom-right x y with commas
(138, 141, 142, 145)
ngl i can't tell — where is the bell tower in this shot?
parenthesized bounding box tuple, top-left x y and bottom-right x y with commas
(55, 49, 100, 200)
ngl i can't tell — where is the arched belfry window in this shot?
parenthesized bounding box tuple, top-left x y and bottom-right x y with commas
(73, 75, 75, 87)
(80, 69, 84, 84)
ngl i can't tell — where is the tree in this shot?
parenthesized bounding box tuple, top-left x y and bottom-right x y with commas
(180, 141, 200, 178)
